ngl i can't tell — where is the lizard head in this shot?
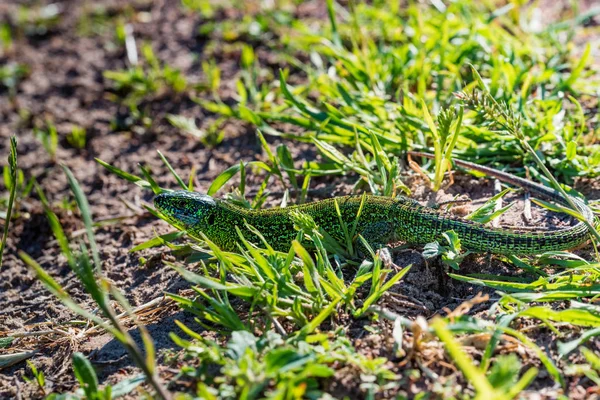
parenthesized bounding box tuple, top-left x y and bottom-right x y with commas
(154, 191, 218, 232)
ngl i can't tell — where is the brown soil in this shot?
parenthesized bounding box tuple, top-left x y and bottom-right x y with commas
(0, 1, 599, 399)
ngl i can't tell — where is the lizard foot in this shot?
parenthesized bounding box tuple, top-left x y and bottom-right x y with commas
(376, 247, 394, 269)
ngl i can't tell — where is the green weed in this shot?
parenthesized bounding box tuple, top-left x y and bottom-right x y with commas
(46, 352, 145, 399)
(66, 125, 87, 149)
(431, 318, 538, 400)
(16, 3, 62, 36)
(33, 121, 58, 161)
(0, 63, 29, 96)
(23, 360, 47, 397)
(171, 328, 397, 399)
(20, 168, 170, 399)
(0, 137, 18, 267)
(166, 114, 224, 147)
(17, 0, 600, 397)
(104, 43, 188, 128)
(0, 23, 12, 51)
(197, 0, 600, 182)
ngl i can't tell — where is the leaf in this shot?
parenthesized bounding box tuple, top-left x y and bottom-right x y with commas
(166, 114, 206, 140)
(531, 197, 587, 222)
(355, 265, 412, 317)
(558, 327, 600, 356)
(581, 347, 600, 370)
(140, 325, 156, 376)
(138, 164, 162, 194)
(293, 240, 319, 295)
(36, 184, 76, 269)
(326, 0, 340, 46)
(207, 161, 271, 196)
(369, 131, 392, 172)
(469, 63, 490, 92)
(442, 230, 461, 252)
(111, 374, 146, 397)
(0, 350, 39, 370)
(502, 326, 564, 387)
(423, 241, 444, 259)
(566, 140, 577, 160)
(208, 164, 242, 196)
(239, 106, 262, 125)
(157, 150, 187, 190)
(566, 43, 591, 87)
(72, 352, 99, 398)
(226, 331, 258, 360)
(421, 99, 438, 138)
(129, 231, 186, 252)
(95, 158, 151, 189)
(448, 273, 535, 292)
(169, 263, 256, 298)
(19, 251, 120, 339)
(0, 337, 14, 349)
(313, 138, 350, 165)
(297, 297, 341, 337)
(1, 136, 17, 268)
(487, 354, 522, 391)
(431, 318, 496, 397)
(465, 188, 514, 223)
(265, 348, 306, 375)
(63, 166, 102, 271)
(518, 306, 600, 327)
(276, 144, 297, 188)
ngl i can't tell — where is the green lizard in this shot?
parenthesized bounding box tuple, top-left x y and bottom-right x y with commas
(154, 153, 595, 255)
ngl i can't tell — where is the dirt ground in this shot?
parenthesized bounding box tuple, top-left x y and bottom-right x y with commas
(1, 0, 599, 399)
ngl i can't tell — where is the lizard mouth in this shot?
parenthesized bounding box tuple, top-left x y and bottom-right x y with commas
(154, 192, 199, 228)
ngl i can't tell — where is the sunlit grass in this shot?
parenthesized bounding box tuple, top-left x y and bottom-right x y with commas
(7, 0, 600, 398)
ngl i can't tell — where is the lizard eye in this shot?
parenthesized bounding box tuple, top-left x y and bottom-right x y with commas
(207, 213, 215, 225)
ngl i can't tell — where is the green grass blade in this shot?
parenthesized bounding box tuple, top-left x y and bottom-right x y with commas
(138, 165, 161, 194)
(431, 318, 496, 398)
(531, 197, 587, 222)
(558, 327, 600, 356)
(157, 150, 188, 190)
(169, 262, 257, 298)
(355, 265, 412, 317)
(0, 136, 17, 268)
(502, 326, 564, 388)
(129, 231, 186, 252)
(297, 296, 341, 338)
(18, 251, 121, 339)
(72, 352, 99, 398)
(465, 188, 514, 223)
(207, 161, 271, 196)
(95, 158, 151, 189)
(35, 184, 76, 269)
(62, 166, 102, 271)
(518, 306, 600, 327)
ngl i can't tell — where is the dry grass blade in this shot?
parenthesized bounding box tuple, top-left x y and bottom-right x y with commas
(0, 350, 39, 370)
